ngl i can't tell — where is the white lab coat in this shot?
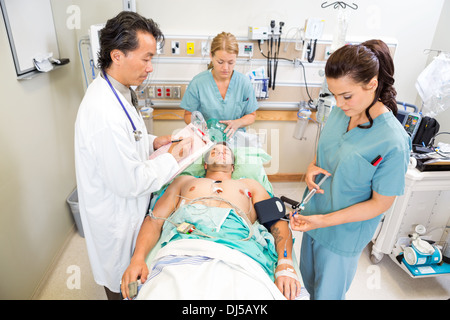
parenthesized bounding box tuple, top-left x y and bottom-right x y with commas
(74, 76, 179, 293)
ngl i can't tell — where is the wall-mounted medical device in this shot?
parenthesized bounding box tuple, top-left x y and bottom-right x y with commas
(248, 26, 269, 42)
(88, 1, 134, 69)
(123, 0, 136, 12)
(258, 20, 284, 90)
(303, 18, 325, 63)
(89, 24, 105, 69)
(304, 18, 325, 39)
(238, 43, 254, 57)
(316, 93, 335, 125)
(403, 113, 422, 141)
(395, 103, 422, 141)
(249, 22, 284, 91)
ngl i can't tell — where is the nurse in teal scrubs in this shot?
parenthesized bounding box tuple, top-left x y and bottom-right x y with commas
(290, 40, 411, 300)
(180, 32, 258, 138)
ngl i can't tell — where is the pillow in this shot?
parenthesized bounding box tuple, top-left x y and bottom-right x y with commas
(180, 147, 273, 194)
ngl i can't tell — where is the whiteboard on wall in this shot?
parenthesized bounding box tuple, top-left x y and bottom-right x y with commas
(0, 0, 59, 77)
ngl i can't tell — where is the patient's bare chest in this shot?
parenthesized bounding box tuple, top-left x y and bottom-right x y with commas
(181, 178, 254, 216)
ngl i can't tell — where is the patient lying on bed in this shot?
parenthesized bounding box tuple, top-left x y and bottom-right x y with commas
(121, 143, 301, 300)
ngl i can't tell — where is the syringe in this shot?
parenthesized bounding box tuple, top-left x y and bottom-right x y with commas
(292, 174, 329, 216)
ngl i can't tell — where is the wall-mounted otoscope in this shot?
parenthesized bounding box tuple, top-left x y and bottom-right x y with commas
(267, 20, 284, 89)
(268, 20, 276, 88)
(272, 21, 284, 90)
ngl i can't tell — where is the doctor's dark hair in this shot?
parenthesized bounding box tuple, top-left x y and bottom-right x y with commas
(98, 11, 164, 70)
(325, 39, 397, 129)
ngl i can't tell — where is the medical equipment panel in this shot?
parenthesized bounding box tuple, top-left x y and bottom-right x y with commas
(403, 113, 421, 141)
(248, 26, 269, 41)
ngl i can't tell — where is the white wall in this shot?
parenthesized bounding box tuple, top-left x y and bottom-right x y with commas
(0, 0, 447, 299)
(0, 0, 83, 299)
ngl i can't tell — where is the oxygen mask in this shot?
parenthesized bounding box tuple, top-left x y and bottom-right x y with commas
(206, 118, 227, 142)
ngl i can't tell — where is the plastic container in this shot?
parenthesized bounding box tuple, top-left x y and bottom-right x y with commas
(293, 109, 311, 140)
(141, 104, 154, 134)
(67, 188, 85, 238)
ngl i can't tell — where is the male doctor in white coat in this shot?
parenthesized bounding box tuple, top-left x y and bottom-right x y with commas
(74, 11, 191, 299)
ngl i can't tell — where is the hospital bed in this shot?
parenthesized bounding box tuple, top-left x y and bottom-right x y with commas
(131, 145, 308, 300)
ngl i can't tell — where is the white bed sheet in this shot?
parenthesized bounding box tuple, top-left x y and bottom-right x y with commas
(136, 239, 286, 300)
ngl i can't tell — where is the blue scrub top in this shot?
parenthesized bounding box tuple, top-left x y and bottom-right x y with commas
(180, 70, 258, 123)
(304, 107, 411, 257)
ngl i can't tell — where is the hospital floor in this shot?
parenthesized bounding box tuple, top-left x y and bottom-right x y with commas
(35, 182, 450, 300)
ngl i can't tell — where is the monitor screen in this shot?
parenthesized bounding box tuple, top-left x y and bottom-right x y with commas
(396, 109, 409, 125)
(404, 115, 420, 135)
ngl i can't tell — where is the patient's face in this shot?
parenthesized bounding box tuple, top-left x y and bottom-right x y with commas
(205, 144, 234, 170)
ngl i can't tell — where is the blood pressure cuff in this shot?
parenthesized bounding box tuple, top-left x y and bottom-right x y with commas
(254, 197, 286, 230)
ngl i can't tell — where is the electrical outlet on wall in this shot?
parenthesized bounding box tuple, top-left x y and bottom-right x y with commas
(148, 86, 155, 99)
(172, 86, 181, 99)
(201, 41, 209, 57)
(186, 42, 195, 55)
(171, 41, 180, 55)
(164, 86, 172, 98)
(155, 86, 164, 98)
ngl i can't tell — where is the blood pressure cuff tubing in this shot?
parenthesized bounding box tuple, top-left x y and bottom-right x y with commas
(254, 197, 286, 230)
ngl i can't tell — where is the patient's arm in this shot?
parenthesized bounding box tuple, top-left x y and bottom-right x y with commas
(271, 221, 301, 300)
(121, 175, 191, 299)
(245, 179, 301, 300)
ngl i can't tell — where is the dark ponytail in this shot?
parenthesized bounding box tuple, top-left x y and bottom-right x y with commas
(325, 39, 397, 129)
(362, 40, 397, 116)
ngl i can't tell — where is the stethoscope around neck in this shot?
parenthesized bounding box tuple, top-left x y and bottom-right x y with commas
(103, 70, 143, 141)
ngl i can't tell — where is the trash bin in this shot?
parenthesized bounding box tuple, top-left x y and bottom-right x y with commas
(67, 188, 84, 238)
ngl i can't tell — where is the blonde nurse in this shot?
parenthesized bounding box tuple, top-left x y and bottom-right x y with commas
(180, 32, 258, 138)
